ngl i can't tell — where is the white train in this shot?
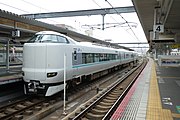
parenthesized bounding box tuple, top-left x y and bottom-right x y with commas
(22, 31, 138, 96)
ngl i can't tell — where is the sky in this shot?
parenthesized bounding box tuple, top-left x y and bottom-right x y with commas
(0, 0, 149, 53)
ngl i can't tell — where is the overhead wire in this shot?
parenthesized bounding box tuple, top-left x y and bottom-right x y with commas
(0, 2, 30, 14)
(21, 0, 82, 28)
(91, 0, 140, 42)
(0, 1, 59, 24)
(105, 0, 141, 42)
(20, 0, 60, 24)
(21, 0, 49, 12)
(91, 0, 101, 8)
(91, 0, 123, 28)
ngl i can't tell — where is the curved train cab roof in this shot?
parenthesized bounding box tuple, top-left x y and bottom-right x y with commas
(36, 31, 64, 36)
(35, 31, 77, 44)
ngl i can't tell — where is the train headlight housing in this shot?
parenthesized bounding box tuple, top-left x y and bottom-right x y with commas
(47, 72, 57, 78)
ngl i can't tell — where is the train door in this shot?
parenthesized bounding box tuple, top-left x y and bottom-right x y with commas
(72, 48, 82, 76)
(74, 48, 83, 65)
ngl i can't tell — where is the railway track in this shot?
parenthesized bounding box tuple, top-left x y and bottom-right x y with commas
(0, 66, 130, 120)
(63, 59, 147, 120)
(0, 95, 62, 120)
(0, 69, 127, 120)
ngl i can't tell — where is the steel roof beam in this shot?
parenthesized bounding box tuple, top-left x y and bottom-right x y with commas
(21, 6, 135, 19)
(159, 0, 174, 24)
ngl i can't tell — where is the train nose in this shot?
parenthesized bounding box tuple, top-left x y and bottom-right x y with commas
(23, 43, 47, 81)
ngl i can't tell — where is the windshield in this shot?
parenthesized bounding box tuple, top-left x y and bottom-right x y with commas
(27, 34, 69, 43)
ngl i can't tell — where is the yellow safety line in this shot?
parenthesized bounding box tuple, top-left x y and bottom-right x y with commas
(146, 60, 173, 120)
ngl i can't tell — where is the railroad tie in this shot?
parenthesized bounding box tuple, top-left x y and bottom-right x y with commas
(107, 94, 118, 98)
(106, 96, 117, 100)
(24, 101, 33, 106)
(110, 91, 121, 95)
(91, 108, 108, 115)
(96, 104, 111, 110)
(99, 101, 114, 106)
(15, 104, 26, 110)
(5, 108, 17, 114)
(34, 106, 42, 111)
(43, 103, 49, 107)
(0, 113, 6, 117)
(24, 110, 33, 115)
(14, 114, 23, 120)
(86, 112, 104, 119)
(102, 98, 116, 103)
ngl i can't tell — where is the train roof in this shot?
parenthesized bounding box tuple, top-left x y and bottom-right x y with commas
(77, 42, 134, 53)
(35, 31, 134, 53)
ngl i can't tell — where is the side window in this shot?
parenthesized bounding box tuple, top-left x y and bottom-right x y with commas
(57, 36, 69, 43)
(41, 35, 58, 42)
(51, 35, 58, 42)
(82, 53, 86, 64)
(100, 54, 104, 61)
(119, 53, 121, 60)
(41, 35, 51, 41)
(94, 53, 99, 62)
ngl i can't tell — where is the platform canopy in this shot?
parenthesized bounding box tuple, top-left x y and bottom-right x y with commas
(132, 0, 180, 44)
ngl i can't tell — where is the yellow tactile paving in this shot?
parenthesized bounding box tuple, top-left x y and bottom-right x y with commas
(146, 61, 173, 120)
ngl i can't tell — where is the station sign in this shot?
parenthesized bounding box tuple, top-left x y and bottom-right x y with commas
(153, 24, 164, 33)
(12, 30, 20, 37)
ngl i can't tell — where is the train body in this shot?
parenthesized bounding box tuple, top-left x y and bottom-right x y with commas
(22, 31, 138, 96)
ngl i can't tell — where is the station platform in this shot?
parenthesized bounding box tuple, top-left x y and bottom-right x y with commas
(111, 58, 180, 120)
(0, 73, 22, 85)
(0, 65, 22, 85)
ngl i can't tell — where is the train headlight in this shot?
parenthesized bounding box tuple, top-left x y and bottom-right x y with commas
(47, 72, 57, 78)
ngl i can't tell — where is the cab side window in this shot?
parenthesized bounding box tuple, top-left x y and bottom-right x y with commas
(41, 35, 57, 42)
(57, 36, 69, 43)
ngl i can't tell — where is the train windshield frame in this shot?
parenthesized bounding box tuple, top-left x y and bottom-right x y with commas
(27, 34, 69, 43)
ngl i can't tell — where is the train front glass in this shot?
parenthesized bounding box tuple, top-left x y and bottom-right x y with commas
(27, 34, 69, 43)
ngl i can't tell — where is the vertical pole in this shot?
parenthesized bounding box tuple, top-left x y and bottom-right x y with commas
(63, 53, 67, 115)
(102, 14, 105, 30)
(6, 39, 10, 71)
(153, 8, 157, 40)
(153, 8, 157, 60)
